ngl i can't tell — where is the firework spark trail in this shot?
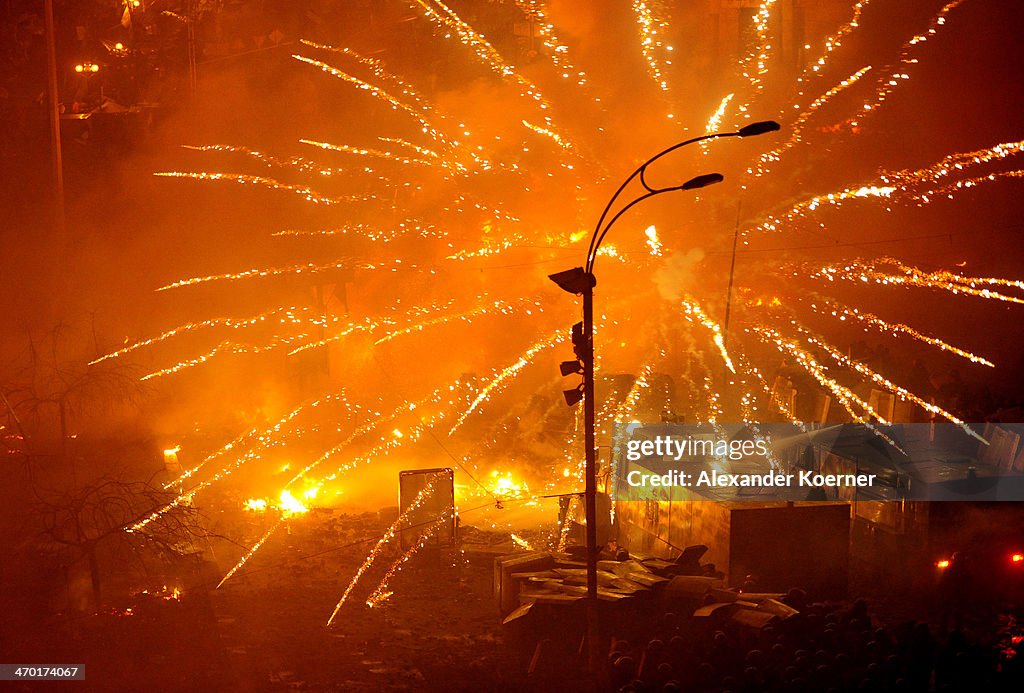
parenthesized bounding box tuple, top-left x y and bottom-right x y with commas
(91, 306, 330, 366)
(885, 141, 1024, 188)
(913, 171, 1024, 203)
(443, 194, 522, 223)
(291, 55, 451, 148)
(809, 297, 994, 367)
(557, 493, 581, 552)
(288, 298, 502, 356)
(409, 0, 570, 147)
(445, 233, 534, 261)
(796, 0, 874, 85)
(288, 382, 466, 487)
(166, 391, 350, 489)
(299, 139, 436, 168)
(373, 297, 543, 346)
(411, 0, 515, 79)
(155, 258, 412, 292)
(732, 0, 778, 119)
(377, 137, 445, 162)
(745, 184, 897, 236)
(521, 120, 573, 152)
(285, 318, 395, 356)
(759, 1, 966, 175)
(448, 330, 563, 435)
(750, 141, 1024, 232)
(660, 325, 713, 426)
(273, 219, 443, 242)
(703, 94, 734, 148)
(811, 260, 1024, 304)
(153, 172, 360, 205)
(742, 355, 805, 427)
(736, 353, 808, 442)
(365, 508, 452, 608)
(800, 329, 983, 441)
(140, 335, 312, 380)
(299, 40, 433, 114)
(326, 479, 441, 624)
(514, 0, 589, 87)
(181, 144, 337, 175)
(216, 519, 284, 589)
(632, 0, 674, 96)
(841, 0, 966, 129)
(694, 352, 725, 428)
(681, 298, 735, 373)
(754, 326, 890, 425)
(749, 66, 872, 176)
(375, 136, 486, 175)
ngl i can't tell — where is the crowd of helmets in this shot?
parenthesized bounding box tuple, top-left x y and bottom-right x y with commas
(608, 591, 1024, 692)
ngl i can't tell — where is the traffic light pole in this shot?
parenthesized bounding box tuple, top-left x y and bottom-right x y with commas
(549, 120, 780, 677)
(582, 277, 599, 671)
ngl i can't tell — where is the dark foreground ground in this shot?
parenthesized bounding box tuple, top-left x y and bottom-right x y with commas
(4, 507, 1024, 693)
(2, 510, 526, 692)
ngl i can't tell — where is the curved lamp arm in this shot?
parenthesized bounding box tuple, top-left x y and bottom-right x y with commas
(588, 172, 724, 272)
(585, 132, 726, 269)
(585, 120, 780, 273)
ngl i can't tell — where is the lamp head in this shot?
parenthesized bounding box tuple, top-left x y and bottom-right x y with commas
(680, 173, 724, 190)
(738, 120, 781, 137)
(548, 267, 596, 295)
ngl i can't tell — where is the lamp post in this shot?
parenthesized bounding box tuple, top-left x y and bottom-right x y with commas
(549, 120, 780, 671)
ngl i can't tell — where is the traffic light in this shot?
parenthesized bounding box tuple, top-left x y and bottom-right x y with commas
(560, 321, 589, 407)
(560, 360, 583, 376)
(563, 384, 584, 407)
(571, 321, 590, 364)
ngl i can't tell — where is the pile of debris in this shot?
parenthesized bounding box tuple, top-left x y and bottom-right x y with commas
(495, 545, 798, 629)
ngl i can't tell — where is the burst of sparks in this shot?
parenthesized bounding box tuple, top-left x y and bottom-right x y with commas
(126, 0, 1024, 619)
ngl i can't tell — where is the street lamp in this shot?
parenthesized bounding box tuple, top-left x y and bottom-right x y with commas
(549, 120, 780, 669)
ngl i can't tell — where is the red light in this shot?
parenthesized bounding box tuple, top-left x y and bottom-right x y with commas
(936, 559, 951, 569)
(1011, 553, 1023, 564)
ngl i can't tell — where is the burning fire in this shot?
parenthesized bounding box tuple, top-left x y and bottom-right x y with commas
(242, 490, 311, 516)
(137, 585, 182, 601)
(490, 471, 528, 499)
(277, 489, 309, 516)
